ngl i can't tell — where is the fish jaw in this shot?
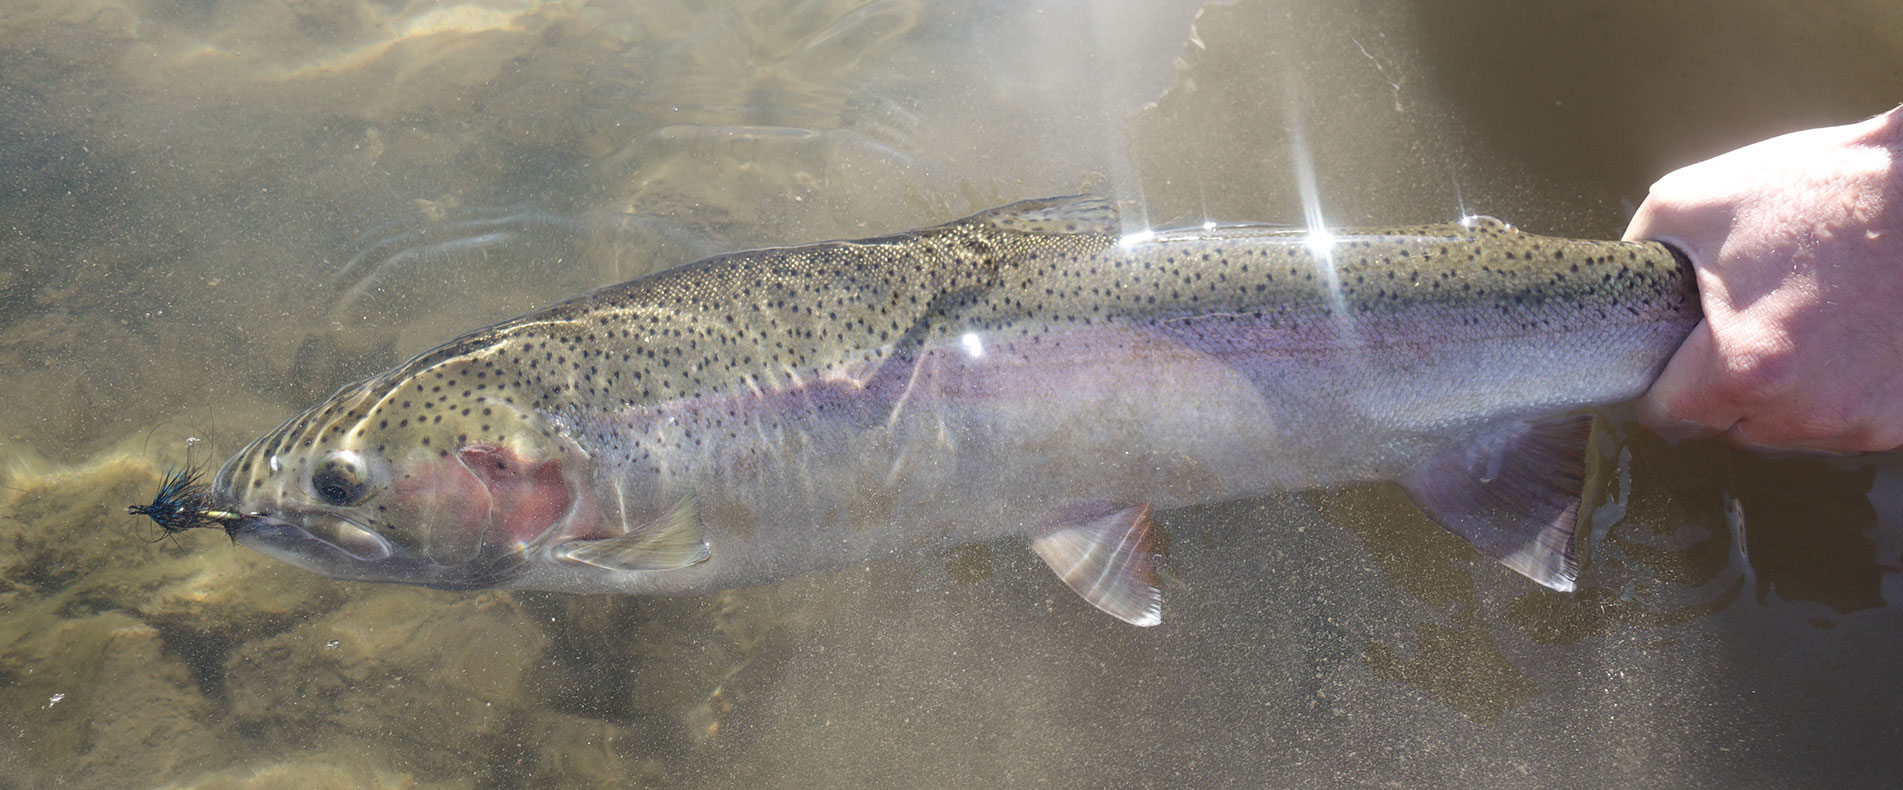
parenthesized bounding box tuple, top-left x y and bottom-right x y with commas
(228, 511, 523, 590)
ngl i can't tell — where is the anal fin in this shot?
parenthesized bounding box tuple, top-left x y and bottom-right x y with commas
(1031, 505, 1162, 626)
(553, 494, 710, 572)
(1399, 415, 1593, 592)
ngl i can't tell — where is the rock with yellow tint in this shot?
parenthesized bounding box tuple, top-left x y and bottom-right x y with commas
(222, 589, 547, 777)
(167, 751, 474, 790)
(0, 612, 219, 789)
(512, 712, 666, 789)
(135, 546, 351, 644)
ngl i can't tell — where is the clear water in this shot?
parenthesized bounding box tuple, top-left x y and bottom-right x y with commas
(2, 1, 1900, 787)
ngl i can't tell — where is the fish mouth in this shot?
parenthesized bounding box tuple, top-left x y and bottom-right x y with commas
(227, 513, 526, 590)
(229, 513, 393, 567)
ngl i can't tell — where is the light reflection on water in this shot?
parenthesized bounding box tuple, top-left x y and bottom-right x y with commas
(1, 1, 1900, 788)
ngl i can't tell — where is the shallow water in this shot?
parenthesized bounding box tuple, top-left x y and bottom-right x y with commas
(2, 1, 1901, 787)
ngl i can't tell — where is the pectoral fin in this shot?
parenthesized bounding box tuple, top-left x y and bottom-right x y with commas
(1399, 415, 1594, 592)
(553, 495, 710, 572)
(1031, 505, 1162, 627)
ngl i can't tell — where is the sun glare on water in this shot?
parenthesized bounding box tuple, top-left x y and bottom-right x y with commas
(1117, 229, 1157, 249)
(1303, 228, 1337, 256)
(1284, 73, 1354, 324)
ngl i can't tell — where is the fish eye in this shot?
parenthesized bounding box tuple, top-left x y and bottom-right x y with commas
(311, 451, 371, 506)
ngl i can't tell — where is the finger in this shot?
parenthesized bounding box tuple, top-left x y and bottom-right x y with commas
(1730, 403, 1903, 454)
(1636, 319, 1737, 441)
(1621, 192, 1667, 243)
(1621, 175, 1730, 271)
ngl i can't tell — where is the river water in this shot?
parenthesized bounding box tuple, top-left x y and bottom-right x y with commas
(2, 1, 1900, 787)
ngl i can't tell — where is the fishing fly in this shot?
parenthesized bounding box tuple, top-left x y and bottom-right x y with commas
(125, 462, 247, 535)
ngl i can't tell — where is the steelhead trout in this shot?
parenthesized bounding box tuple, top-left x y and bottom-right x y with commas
(206, 197, 1699, 625)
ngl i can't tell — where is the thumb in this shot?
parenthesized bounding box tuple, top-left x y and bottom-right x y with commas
(1636, 318, 1735, 441)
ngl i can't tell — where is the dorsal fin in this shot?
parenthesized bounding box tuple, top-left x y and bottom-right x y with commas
(975, 195, 1119, 236)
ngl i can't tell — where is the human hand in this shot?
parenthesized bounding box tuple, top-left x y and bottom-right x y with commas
(1624, 106, 1903, 453)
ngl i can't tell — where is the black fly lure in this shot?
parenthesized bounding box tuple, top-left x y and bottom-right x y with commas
(125, 463, 246, 535)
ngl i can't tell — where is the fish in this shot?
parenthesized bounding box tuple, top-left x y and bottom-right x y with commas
(202, 196, 1699, 626)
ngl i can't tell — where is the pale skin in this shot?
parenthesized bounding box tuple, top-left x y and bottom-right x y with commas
(1625, 105, 1903, 453)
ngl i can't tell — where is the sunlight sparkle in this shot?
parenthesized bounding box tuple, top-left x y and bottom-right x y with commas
(961, 331, 985, 359)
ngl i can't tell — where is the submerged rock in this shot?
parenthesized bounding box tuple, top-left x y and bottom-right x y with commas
(162, 753, 473, 790)
(510, 712, 665, 789)
(223, 589, 547, 778)
(135, 548, 351, 652)
(0, 612, 219, 789)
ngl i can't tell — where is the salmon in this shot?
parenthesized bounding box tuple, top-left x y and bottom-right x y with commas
(209, 197, 1699, 625)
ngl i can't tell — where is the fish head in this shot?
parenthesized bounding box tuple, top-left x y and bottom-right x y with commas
(213, 345, 591, 589)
